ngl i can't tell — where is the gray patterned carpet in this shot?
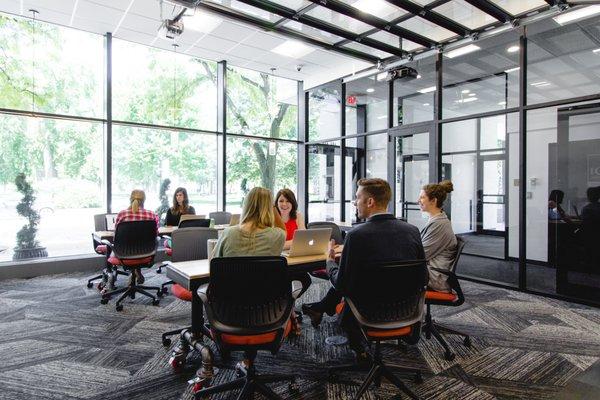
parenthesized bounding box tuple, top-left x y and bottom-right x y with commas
(0, 269, 599, 400)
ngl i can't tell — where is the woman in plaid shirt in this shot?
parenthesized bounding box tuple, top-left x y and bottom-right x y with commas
(115, 189, 159, 284)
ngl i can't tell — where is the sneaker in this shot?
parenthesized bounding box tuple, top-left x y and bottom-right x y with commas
(301, 303, 324, 328)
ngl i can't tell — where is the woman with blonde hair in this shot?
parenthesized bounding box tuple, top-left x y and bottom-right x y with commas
(213, 187, 286, 257)
(114, 189, 159, 285)
(418, 180, 457, 293)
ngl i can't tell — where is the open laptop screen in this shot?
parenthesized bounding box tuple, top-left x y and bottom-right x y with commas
(105, 214, 118, 231)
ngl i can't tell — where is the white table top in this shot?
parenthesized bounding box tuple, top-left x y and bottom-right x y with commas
(93, 224, 230, 239)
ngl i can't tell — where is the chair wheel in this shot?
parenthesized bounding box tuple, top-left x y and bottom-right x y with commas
(100, 298, 109, 305)
(192, 379, 211, 393)
(156, 290, 163, 298)
(161, 287, 169, 294)
(96, 282, 104, 291)
(464, 337, 472, 347)
(156, 268, 162, 274)
(129, 292, 135, 299)
(289, 381, 299, 392)
(86, 282, 93, 288)
(414, 372, 423, 384)
(116, 304, 123, 312)
(162, 337, 171, 347)
(152, 299, 160, 306)
(169, 355, 184, 373)
(444, 351, 455, 361)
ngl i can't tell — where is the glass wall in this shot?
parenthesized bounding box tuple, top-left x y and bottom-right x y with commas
(225, 137, 297, 213)
(526, 102, 600, 301)
(366, 133, 388, 179)
(393, 58, 436, 126)
(345, 77, 388, 135)
(308, 84, 341, 141)
(226, 66, 298, 139)
(308, 141, 341, 222)
(0, 12, 298, 264)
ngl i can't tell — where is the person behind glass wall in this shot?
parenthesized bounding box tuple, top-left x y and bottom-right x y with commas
(165, 187, 196, 226)
(114, 189, 159, 287)
(418, 180, 458, 292)
(548, 189, 573, 223)
(274, 189, 311, 306)
(580, 186, 600, 267)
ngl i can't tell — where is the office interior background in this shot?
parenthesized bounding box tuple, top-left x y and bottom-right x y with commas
(0, 0, 599, 309)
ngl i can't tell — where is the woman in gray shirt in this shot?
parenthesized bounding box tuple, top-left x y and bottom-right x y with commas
(418, 180, 457, 293)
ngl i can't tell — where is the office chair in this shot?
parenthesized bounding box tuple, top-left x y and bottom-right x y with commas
(306, 221, 344, 280)
(192, 256, 302, 398)
(179, 218, 211, 228)
(328, 260, 428, 400)
(423, 235, 471, 361)
(156, 216, 210, 274)
(161, 227, 219, 346)
(209, 211, 231, 225)
(100, 220, 161, 311)
(87, 213, 129, 290)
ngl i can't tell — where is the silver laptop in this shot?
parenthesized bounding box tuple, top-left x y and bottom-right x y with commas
(283, 228, 332, 257)
(105, 214, 118, 231)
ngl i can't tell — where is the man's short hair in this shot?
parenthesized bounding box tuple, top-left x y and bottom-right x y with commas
(357, 178, 392, 207)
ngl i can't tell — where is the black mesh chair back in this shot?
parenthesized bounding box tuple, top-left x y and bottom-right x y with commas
(207, 256, 293, 332)
(178, 218, 211, 228)
(94, 214, 107, 231)
(170, 227, 218, 262)
(112, 220, 157, 260)
(307, 221, 344, 244)
(450, 235, 466, 274)
(209, 211, 232, 225)
(347, 260, 428, 326)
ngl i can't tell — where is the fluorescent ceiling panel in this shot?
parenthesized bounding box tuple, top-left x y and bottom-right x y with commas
(271, 39, 315, 58)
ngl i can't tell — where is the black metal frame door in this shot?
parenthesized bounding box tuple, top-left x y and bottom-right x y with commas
(476, 152, 507, 238)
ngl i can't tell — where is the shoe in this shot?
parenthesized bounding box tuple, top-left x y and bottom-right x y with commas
(301, 303, 324, 328)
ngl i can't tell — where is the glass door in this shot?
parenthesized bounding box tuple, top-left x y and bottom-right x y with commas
(393, 125, 432, 230)
(477, 154, 506, 235)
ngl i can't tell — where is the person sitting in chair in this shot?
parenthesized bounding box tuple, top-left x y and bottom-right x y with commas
(302, 178, 425, 361)
(165, 187, 196, 226)
(418, 180, 457, 293)
(114, 189, 158, 286)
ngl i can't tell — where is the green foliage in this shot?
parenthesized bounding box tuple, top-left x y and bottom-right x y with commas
(14, 173, 41, 250)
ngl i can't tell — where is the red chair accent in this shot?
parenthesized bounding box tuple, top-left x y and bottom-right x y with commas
(107, 256, 153, 266)
(425, 290, 458, 302)
(171, 283, 193, 302)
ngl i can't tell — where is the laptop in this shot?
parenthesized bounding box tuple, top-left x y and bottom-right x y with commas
(105, 214, 118, 231)
(283, 228, 332, 258)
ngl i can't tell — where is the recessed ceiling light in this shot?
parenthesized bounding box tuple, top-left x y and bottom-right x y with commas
(455, 97, 478, 103)
(271, 40, 315, 58)
(444, 44, 480, 59)
(498, 101, 507, 106)
(416, 74, 422, 79)
(418, 86, 436, 94)
(468, 93, 476, 97)
(184, 11, 222, 33)
(377, 115, 387, 119)
(593, 48, 600, 53)
(553, 5, 600, 25)
(507, 45, 520, 53)
(531, 81, 550, 87)
(423, 103, 430, 106)
(461, 89, 470, 94)
(504, 67, 520, 73)
(366, 88, 375, 93)
(376, 72, 387, 81)
(353, 0, 387, 15)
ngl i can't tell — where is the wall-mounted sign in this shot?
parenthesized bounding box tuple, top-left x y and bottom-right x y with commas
(589, 154, 600, 182)
(346, 95, 357, 105)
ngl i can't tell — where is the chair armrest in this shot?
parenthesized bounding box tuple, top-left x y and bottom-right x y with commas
(100, 239, 114, 252)
(291, 280, 303, 300)
(197, 283, 209, 303)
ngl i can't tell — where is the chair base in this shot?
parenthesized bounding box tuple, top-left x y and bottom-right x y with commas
(194, 364, 297, 400)
(162, 325, 191, 347)
(87, 267, 129, 289)
(423, 313, 471, 361)
(328, 342, 421, 400)
(101, 277, 162, 311)
(161, 280, 174, 294)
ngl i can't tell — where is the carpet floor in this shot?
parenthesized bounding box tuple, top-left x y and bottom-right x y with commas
(0, 269, 599, 400)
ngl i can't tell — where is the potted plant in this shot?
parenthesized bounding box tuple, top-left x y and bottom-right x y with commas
(13, 173, 47, 260)
(155, 178, 171, 225)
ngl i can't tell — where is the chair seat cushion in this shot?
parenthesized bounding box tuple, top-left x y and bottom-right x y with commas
(95, 245, 108, 254)
(171, 283, 192, 302)
(335, 301, 345, 315)
(217, 319, 292, 346)
(310, 269, 328, 279)
(107, 256, 154, 267)
(165, 247, 173, 256)
(426, 290, 458, 302)
(366, 325, 412, 339)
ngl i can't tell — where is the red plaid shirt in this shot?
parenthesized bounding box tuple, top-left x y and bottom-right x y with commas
(116, 208, 159, 232)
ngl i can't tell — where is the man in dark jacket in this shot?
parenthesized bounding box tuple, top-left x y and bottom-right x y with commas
(303, 178, 425, 356)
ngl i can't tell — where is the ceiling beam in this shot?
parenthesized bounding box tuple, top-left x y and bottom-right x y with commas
(462, 0, 512, 23)
(272, 3, 318, 28)
(236, 0, 408, 57)
(188, 1, 380, 63)
(305, 0, 436, 48)
(384, 0, 471, 36)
